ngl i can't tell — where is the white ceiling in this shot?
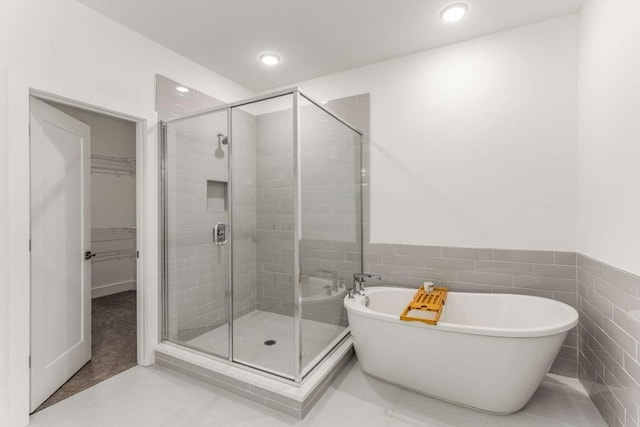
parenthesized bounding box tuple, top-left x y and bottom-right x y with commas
(76, 0, 583, 92)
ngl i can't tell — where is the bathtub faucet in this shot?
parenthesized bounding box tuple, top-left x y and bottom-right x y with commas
(352, 273, 382, 297)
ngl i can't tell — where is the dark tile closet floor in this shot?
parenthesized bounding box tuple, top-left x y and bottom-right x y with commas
(35, 290, 137, 412)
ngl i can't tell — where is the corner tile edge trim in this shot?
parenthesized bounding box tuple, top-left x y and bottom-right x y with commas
(576, 253, 640, 427)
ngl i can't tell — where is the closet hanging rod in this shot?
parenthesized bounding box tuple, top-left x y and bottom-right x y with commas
(90, 248, 137, 263)
(91, 154, 136, 176)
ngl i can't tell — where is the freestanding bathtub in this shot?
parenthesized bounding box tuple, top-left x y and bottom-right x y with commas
(344, 286, 578, 414)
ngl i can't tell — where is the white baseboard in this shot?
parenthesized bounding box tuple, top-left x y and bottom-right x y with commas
(92, 280, 136, 299)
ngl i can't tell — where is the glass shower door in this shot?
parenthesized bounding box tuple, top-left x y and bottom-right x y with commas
(163, 109, 232, 359)
(298, 95, 363, 376)
(230, 94, 297, 379)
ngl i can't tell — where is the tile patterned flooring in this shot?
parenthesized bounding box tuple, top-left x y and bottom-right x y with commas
(29, 358, 606, 426)
(188, 311, 346, 377)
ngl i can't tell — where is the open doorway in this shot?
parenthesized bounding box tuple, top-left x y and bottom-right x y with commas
(29, 96, 139, 412)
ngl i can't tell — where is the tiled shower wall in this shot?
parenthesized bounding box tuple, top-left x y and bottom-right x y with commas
(230, 109, 259, 318)
(254, 107, 296, 316)
(299, 100, 361, 244)
(576, 255, 640, 427)
(158, 75, 257, 341)
(298, 99, 364, 325)
(165, 119, 231, 339)
(254, 96, 366, 317)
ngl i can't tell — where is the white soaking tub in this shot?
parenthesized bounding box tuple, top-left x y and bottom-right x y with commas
(344, 286, 578, 414)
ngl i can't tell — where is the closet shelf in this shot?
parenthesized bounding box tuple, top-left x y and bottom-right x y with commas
(91, 227, 137, 242)
(91, 154, 136, 176)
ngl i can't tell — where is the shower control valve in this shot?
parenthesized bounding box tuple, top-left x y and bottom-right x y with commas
(214, 222, 228, 245)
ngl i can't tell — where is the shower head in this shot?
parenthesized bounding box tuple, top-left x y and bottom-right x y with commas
(215, 133, 227, 159)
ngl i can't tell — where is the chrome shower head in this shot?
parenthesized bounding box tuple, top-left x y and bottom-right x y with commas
(215, 133, 227, 159)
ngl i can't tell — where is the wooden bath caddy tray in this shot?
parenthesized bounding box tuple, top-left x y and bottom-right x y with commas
(400, 286, 448, 325)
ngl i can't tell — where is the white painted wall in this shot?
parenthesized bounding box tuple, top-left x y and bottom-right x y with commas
(577, 0, 640, 276)
(291, 15, 579, 251)
(0, 0, 253, 424)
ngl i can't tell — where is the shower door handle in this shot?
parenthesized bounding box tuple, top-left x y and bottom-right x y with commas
(214, 222, 228, 245)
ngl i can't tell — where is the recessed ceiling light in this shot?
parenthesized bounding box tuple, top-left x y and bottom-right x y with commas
(440, 3, 468, 22)
(176, 86, 190, 93)
(259, 53, 281, 66)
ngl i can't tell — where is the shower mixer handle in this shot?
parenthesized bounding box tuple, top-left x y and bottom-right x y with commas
(214, 222, 228, 245)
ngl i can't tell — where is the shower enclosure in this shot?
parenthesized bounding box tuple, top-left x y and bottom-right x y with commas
(161, 88, 363, 382)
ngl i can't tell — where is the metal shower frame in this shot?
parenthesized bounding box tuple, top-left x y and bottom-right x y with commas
(160, 87, 364, 384)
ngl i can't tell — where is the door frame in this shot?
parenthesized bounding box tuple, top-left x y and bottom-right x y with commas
(28, 89, 149, 370)
(0, 66, 9, 427)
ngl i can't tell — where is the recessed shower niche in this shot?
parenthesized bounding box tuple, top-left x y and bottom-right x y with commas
(206, 180, 227, 212)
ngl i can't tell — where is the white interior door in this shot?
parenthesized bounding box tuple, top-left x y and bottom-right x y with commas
(30, 97, 91, 412)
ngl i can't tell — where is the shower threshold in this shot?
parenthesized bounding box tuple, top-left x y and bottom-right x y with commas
(155, 334, 354, 418)
(188, 310, 347, 378)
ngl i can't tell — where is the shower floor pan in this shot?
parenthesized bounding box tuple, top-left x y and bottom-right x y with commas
(188, 310, 347, 378)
